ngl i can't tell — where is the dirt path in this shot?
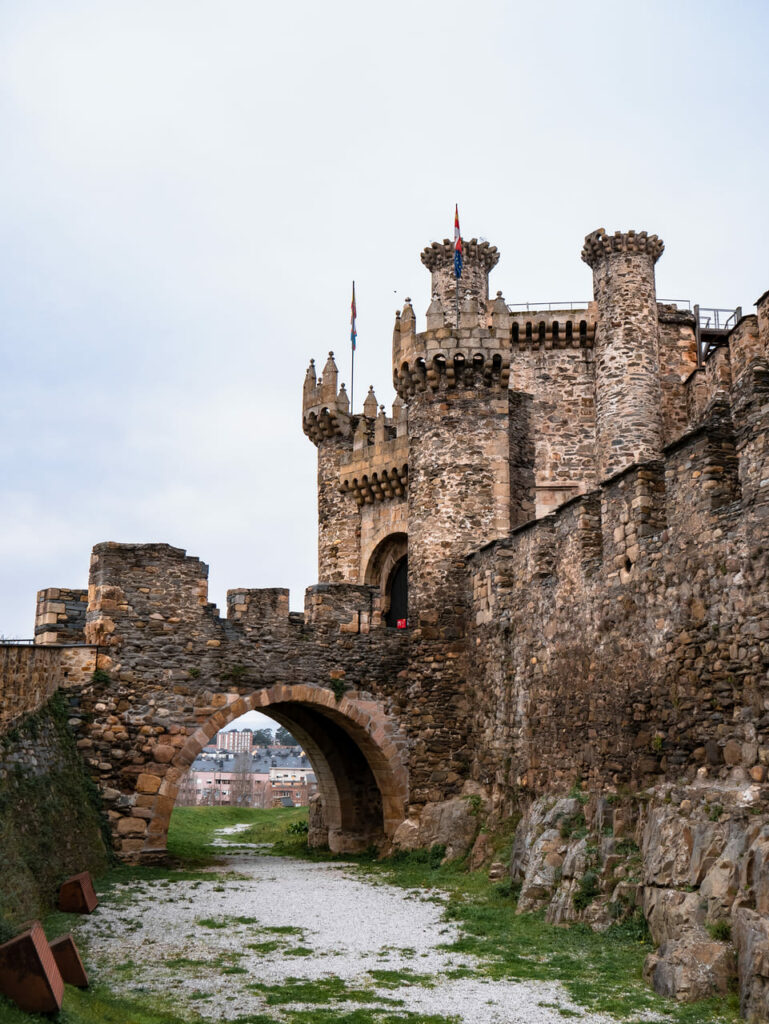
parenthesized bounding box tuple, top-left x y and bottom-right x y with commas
(76, 836, 619, 1024)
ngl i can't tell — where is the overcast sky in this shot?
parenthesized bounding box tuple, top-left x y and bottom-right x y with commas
(1, 0, 768, 654)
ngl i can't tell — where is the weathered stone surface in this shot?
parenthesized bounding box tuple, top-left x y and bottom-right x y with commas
(308, 793, 327, 849)
(643, 888, 707, 946)
(469, 831, 491, 871)
(403, 796, 480, 861)
(3, 226, 769, 1017)
(734, 908, 769, 1022)
(644, 939, 735, 1002)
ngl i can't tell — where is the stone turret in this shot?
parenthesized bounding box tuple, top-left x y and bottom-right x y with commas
(420, 237, 499, 318)
(581, 229, 665, 480)
(403, 237, 513, 638)
(302, 352, 359, 582)
(302, 351, 351, 444)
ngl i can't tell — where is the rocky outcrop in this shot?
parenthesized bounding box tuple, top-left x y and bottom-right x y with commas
(508, 776, 769, 1018)
(734, 909, 769, 1022)
(393, 784, 488, 861)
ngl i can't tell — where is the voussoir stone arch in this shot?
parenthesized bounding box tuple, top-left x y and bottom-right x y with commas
(139, 683, 409, 860)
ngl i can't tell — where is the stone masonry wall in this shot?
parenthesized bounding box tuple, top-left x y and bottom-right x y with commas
(63, 541, 420, 856)
(467, 336, 769, 805)
(507, 340, 597, 515)
(657, 305, 699, 445)
(0, 645, 95, 734)
(34, 587, 88, 645)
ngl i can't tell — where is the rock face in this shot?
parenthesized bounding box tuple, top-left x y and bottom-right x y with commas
(308, 793, 327, 849)
(644, 940, 735, 1002)
(734, 909, 769, 1022)
(509, 780, 769, 1015)
(393, 786, 487, 861)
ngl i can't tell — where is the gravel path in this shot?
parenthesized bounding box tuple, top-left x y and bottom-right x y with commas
(76, 836, 624, 1024)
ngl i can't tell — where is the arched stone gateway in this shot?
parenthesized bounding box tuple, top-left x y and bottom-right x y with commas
(141, 684, 409, 860)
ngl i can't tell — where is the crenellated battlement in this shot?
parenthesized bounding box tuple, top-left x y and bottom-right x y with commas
(420, 237, 499, 314)
(508, 304, 597, 348)
(468, 318, 769, 612)
(337, 393, 409, 505)
(302, 351, 351, 444)
(581, 227, 665, 267)
(392, 294, 512, 399)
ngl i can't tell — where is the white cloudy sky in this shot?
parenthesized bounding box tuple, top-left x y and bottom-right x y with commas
(1, 0, 768, 646)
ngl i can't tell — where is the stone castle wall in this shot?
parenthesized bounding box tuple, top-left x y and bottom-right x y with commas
(0, 645, 94, 733)
(466, 316, 769, 803)
(34, 587, 88, 645)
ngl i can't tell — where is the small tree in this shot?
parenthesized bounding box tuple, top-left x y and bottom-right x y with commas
(229, 752, 254, 807)
(252, 728, 274, 746)
(274, 725, 295, 747)
(176, 770, 198, 806)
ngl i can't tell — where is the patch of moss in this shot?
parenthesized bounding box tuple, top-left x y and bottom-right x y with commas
(0, 691, 111, 929)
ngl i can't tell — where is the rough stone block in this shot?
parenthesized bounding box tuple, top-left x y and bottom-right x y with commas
(0, 921, 64, 1013)
(58, 872, 98, 914)
(136, 773, 162, 794)
(49, 934, 88, 988)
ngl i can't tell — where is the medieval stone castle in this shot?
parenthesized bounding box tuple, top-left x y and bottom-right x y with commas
(3, 225, 769, 1015)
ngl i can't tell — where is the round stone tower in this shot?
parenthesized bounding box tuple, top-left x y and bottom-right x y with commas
(421, 237, 499, 317)
(581, 228, 665, 480)
(394, 238, 512, 638)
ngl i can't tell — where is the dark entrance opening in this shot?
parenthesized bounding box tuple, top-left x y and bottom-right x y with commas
(384, 555, 408, 628)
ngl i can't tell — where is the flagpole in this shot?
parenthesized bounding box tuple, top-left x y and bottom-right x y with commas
(350, 280, 356, 413)
(454, 203, 462, 329)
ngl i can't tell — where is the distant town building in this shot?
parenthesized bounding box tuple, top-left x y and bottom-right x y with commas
(217, 728, 253, 753)
(176, 746, 317, 808)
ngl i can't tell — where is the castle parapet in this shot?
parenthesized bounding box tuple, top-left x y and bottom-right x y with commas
(35, 588, 88, 645)
(304, 583, 381, 634)
(393, 296, 511, 398)
(226, 588, 290, 635)
(85, 542, 212, 649)
(338, 398, 409, 506)
(508, 304, 597, 348)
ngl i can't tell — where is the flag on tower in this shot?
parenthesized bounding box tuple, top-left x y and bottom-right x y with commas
(454, 204, 463, 280)
(351, 281, 357, 351)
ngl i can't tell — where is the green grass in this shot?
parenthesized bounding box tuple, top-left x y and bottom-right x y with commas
(0, 984, 213, 1024)
(368, 969, 435, 989)
(247, 976, 399, 1006)
(167, 805, 308, 864)
(352, 850, 739, 1023)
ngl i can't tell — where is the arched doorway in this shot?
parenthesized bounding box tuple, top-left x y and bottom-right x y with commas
(364, 532, 408, 628)
(384, 556, 407, 628)
(138, 685, 409, 860)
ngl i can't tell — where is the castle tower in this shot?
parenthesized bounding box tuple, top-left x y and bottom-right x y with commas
(395, 239, 512, 637)
(302, 352, 360, 581)
(421, 238, 499, 318)
(581, 229, 665, 479)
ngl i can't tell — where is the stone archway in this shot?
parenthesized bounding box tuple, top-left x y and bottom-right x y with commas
(364, 533, 408, 627)
(137, 684, 409, 861)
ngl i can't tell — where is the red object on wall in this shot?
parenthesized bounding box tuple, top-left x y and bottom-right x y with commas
(397, 619, 407, 630)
